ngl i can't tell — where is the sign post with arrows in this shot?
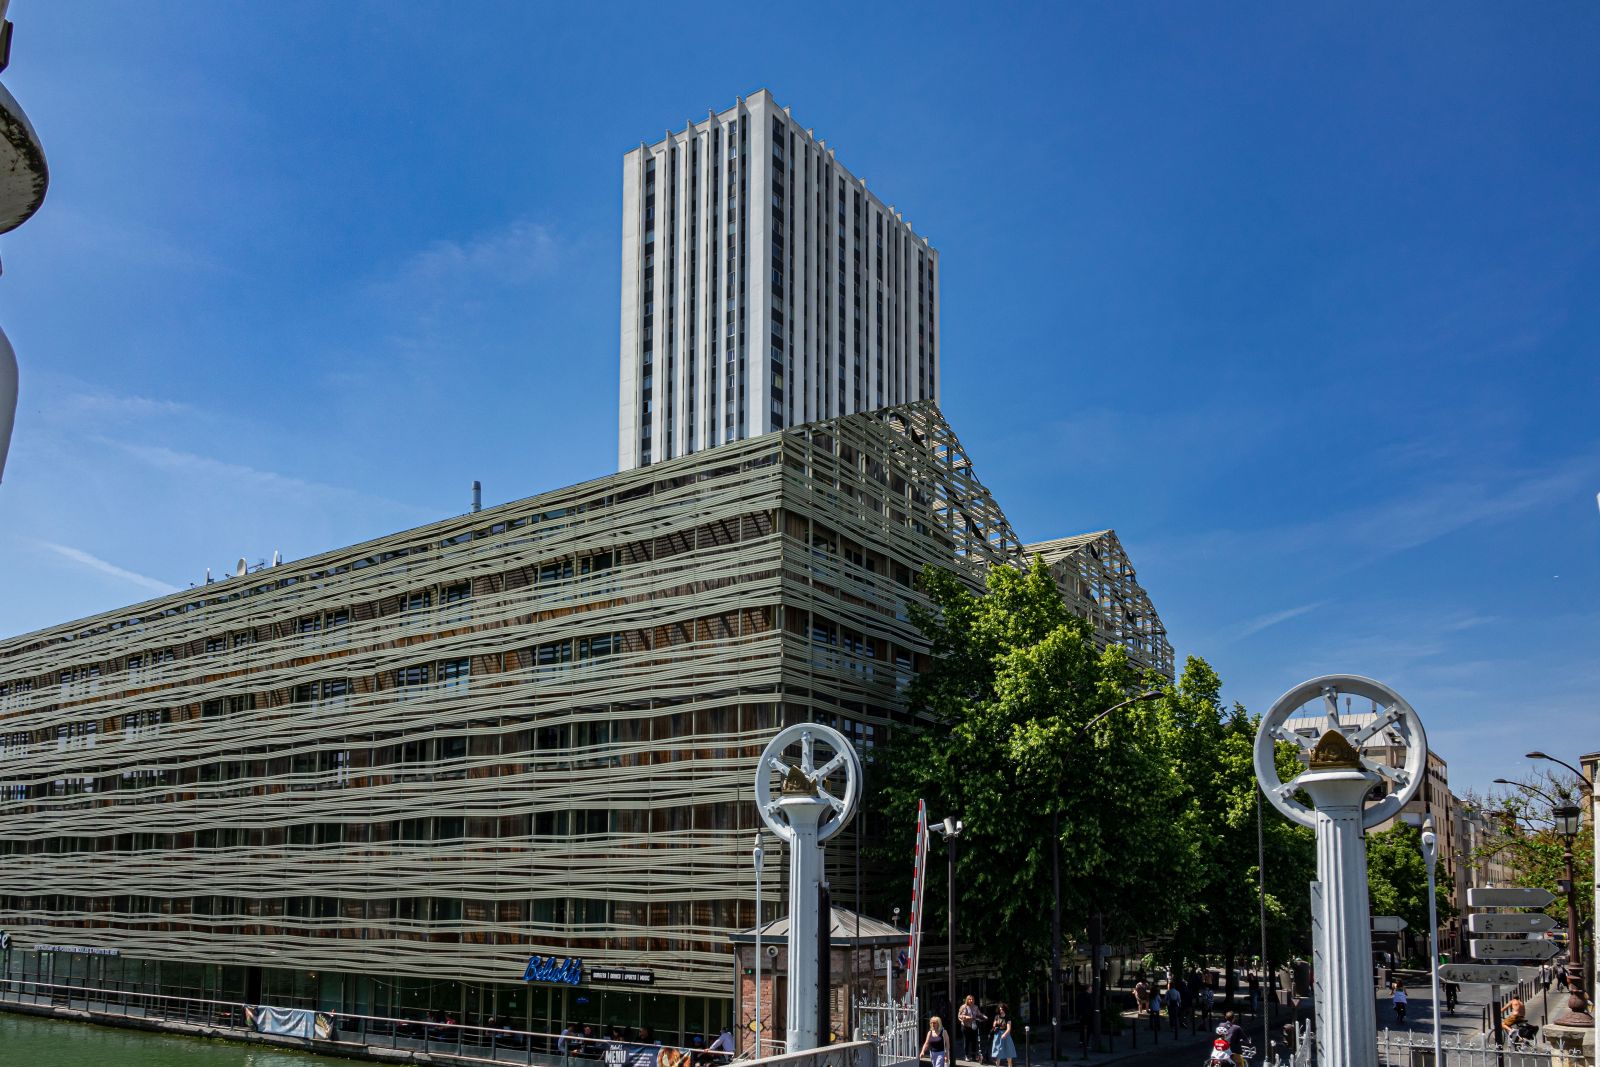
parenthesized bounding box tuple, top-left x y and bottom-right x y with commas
(1467, 887, 1555, 909)
(1458, 882, 1563, 1051)
(1472, 939, 1564, 961)
(1438, 964, 1539, 985)
(1467, 913, 1559, 934)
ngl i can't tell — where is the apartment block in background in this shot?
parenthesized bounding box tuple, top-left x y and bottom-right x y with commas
(618, 89, 939, 470)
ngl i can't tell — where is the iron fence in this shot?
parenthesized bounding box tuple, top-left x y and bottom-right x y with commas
(1265, 1021, 1563, 1067)
(852, 999, 919, 1067)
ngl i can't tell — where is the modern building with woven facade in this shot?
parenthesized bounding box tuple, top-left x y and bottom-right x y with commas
(618, 89, 939, 471)
(0, 402, 1168, 1041)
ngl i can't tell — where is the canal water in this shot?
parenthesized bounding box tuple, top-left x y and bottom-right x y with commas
(0, 1011, 357, 1067)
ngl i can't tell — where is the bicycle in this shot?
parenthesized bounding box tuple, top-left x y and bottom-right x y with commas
(1505, 1023, 1539, 1053)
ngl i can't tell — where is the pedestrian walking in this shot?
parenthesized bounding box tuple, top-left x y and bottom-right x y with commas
(1133, 977, 1150, 1015)
(958, 995, 987, 1064)
(920, 1017, 949, 1067)
(1201, 983, 1215, 1027)
(1167, 984, 1181, 1035)
(989, 1004, 1016, 1067)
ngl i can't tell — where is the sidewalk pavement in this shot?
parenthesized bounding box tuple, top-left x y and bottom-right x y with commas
(1372, 978, 1562, 1041)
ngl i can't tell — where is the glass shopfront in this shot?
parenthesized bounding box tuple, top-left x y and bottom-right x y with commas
(1, 947, 730, 1046)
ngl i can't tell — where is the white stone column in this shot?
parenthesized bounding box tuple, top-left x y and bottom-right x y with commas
(1299, 764, 1380, 1067)
(781, 793, 832, 1053)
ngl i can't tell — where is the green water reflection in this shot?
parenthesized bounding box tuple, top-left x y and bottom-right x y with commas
(0, 1012, 357, 1067)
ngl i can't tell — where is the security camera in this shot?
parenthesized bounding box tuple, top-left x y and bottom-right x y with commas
(766, 945, 779, 959)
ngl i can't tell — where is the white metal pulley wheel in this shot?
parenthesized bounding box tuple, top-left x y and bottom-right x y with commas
(755, 722, 863, 843)
(1253, 674, 1427, 829)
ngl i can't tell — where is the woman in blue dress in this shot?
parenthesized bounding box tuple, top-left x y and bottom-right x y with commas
(990, 1004, 1017, 1067)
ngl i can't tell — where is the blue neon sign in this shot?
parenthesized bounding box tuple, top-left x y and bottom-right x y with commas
(522, 954, 583, 985)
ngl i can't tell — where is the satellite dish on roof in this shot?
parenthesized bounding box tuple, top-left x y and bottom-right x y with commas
(235, 558, 247, 578)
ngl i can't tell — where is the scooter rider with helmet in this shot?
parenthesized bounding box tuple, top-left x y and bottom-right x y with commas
(1214, 1012, 1246, 1067)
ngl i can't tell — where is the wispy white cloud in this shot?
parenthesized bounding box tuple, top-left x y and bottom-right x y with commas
(369, 219, 562, 306)
(35, 541, 178, 596)
(1148, 448, 1600, 574)
(1231, 599, 1329, 641)
(105, 440, 413, 512)
(64, 393, 191, 418)
(30, 204, 220, 273)
(1033, 404, 1292, 479)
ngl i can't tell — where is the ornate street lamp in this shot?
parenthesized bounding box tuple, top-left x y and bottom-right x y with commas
(1551, 804, 1591, 1027)
(1553, 804, 1583, 838)
(1525, 753, 1595, 1029)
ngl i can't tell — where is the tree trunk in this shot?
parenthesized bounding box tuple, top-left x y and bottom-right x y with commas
(1224, 947, 1237, 1007)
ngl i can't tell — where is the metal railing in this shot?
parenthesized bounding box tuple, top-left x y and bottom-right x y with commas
(1376, 1026, 1557, 1067)
(0, 976, 737, 1067)
(852, 1000, 918, 1067)
(740, 1041, 875, 1067)
(1263, 1020, 1563, 1067)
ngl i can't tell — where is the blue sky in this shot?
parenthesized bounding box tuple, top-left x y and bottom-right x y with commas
(0, 3, 1595, 794)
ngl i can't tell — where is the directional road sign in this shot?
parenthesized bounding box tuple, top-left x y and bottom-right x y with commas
(1467, 887, 1555, 908)
(1471, 938, 1564, 961)
(1372, 915, 1408, 933)
(1439, 964, 1539, 984)
(1467, 912, 1558, 934)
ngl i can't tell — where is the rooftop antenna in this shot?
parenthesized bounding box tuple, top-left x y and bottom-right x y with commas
(471, 480, 482, 514)
(204, 567, 212, 584)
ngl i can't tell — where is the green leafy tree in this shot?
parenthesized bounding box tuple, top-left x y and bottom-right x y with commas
(1366, 822, 1455, 952)
(1161, 678, 1315, 996)
(871, 562, 1312, 1004)
(868, 559, 1330, 1009)
(873, 563, 1191, 1000)
(1467, 773, 1594, 937)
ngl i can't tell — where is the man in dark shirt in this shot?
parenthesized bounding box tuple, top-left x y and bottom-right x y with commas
(1215, 1011, 1246, 1067)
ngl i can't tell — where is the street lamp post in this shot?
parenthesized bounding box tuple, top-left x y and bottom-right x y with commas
(932, 816, 963, 1021)
(1585, 752, 1600, 1046)
(1526, 751, 1595, 1028)
(1420, 816, 1441, 1067)
(1551, 803, 1589, 1026)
